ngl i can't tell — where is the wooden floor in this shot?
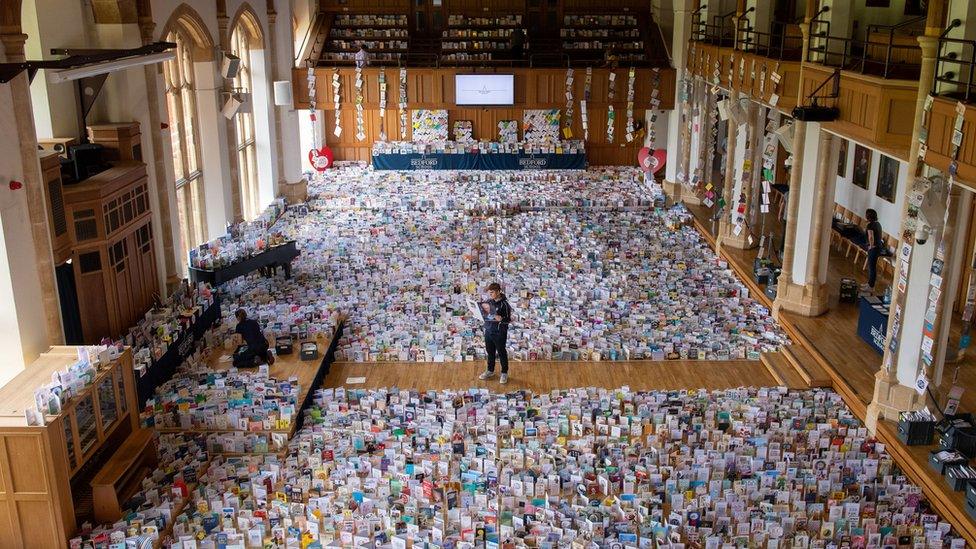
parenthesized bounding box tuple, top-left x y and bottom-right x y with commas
(209, 338, 331, 408)
(683, 201, 976, 545)
(323, 359, 776, 392)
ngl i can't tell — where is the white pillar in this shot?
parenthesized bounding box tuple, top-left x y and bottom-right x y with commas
(273, 1, 305, 187)
(194, 62, 235, 239)
(894, 235, 938, 387)
(935, 188, 974, 385)
(21, 0, 89, 139)
(665, 0, 694, 186)
(0, 78, 54, 385)
(790, 122, 823, 285)
(251, 47, 278, 210)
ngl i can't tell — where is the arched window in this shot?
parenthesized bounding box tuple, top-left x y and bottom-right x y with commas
(230, 21, 261, 220)
(163, 27, 207, 270)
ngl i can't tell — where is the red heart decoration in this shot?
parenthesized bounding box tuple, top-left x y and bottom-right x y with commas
(308, 146, 334, 172)
(651, 149, 667, 174)
(637, 147, 652, 172)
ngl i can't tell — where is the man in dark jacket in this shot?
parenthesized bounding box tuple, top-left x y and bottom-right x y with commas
(235, 309, 275, 367)
(478, 282, 512, 384)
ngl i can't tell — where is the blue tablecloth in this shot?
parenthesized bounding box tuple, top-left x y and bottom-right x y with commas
(372, 152, 588, 170)
(857, 296, 889, 354)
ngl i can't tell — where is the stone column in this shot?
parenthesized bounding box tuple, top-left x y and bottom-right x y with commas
(140, 17, 180, 289)
(775, 119, 807, 294)
(933, 187, 973, 385)
(266, 2, 285, 195)
(218, 0, 244, 223)
(663, 0, 695, 200)
(866, 33, 943, 430)
(0, 31, 64, 381)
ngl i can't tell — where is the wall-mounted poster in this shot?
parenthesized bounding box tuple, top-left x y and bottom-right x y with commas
(498, 120, 518, 143)
(877, 155, 899, 203)
(411, 109, 449, 142)
(837, 139, 848, 177)
(523, 109, 560, 143)
(453, 120, 473, 142)
(852, 144, 872, 190)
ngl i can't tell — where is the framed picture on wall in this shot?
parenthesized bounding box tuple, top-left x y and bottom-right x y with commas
(837, 139, 849, 177)
(852, 144, 872, 189)
(876, 155, 899, 203)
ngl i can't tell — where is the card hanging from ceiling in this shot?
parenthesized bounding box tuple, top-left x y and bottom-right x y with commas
(411, 109, 448, 143)
(581, 67, 592, 141)
(307, 66, 320, 150)
(648, 68, 661, 149)
(523, 109, 561, 143)
(332, 69, 342, 138)
(398, 68, 407, 139)
(564, 68, 575, 139)
(378, 68, 387, 141)
(607, 70, 617, 143)
(354, 66, 366, 142)
(625, 67, 636, 143)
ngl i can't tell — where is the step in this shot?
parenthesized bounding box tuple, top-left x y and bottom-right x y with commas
(760, 350, 806, 389)
(782, 344, 833, 388)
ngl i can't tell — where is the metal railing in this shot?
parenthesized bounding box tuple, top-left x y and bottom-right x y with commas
(934, 29, 976, 102)
(736, 20, 803, 60)
(693, 11, 735, 46)
(865, 15, 926, 38)
(806, 33, 922, 79)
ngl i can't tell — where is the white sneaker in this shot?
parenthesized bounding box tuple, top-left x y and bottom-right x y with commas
(499, 374, 509, 384)
(478, 371, 495, 380)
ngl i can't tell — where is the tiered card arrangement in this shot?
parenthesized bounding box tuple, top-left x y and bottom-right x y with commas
(522, 110, 561, 143)
(498, 120, 518, 143)
(371, 140, 584, 156)
(188, 198, 287, 270)
(412, 109, 449, 142)
(81, 385, 968, 547)
(453, 120, 474, 143)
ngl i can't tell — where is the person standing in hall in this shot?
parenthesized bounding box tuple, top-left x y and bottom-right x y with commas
(478, 282, 512, 384)
(865, 208, 884, 291)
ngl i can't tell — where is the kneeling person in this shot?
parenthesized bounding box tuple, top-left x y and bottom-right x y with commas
(234, 309, 275, 367)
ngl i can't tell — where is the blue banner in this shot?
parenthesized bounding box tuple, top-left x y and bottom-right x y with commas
(372, 152, 587, 170)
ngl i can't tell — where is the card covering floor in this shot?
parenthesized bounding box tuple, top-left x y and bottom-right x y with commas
(219, 163, 789, 363)
(78, 385, 968, 547)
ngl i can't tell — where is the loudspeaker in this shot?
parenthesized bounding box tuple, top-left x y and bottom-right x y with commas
(222, 94, 243, 119)
(274, 81, 294, 107)
(221, 53, 241, 79)
(236, 92, 252, 114)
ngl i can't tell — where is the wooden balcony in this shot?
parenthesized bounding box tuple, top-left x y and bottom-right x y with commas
(924, 96, 976, 186)
(687, 41, 802, 113)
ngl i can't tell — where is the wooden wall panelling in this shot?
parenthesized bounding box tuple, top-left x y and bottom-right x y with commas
(925, 97, 976, 189)
(319, 0, 410, 13)
(443, 0, 526, 14)
(295, 67, 674, 164)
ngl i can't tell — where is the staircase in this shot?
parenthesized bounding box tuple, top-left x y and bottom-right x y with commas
(761, 343, 833, 389)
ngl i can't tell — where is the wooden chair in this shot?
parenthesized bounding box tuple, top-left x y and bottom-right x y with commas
(844, 214, 864, 259)
(830, 205, 847, 250)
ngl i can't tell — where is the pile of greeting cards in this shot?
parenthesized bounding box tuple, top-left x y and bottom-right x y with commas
(140, 367, 300, 435)
(126, 281, 218, 376)
(371, 140, 585, 156)
(85, 385, 966, 548)
(242, 163, 786, 361)
(188, 199, 288, 270)
(314, 164, 659, 212)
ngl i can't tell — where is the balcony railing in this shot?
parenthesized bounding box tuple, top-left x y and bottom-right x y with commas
(736, 20, 803, 61)
(806, 34, 921, 80)
(934, 37, 976, 103)
(693, 11, 735, 47)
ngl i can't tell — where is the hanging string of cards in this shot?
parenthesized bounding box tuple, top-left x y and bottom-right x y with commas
(399, 68, 408, 139)
(563, 68, 574, 139)
(354, 66, 365, 142)
(307, 66, 320, 150)
(332, 69, 342, 138)
(647, 68, 661, 148)
(378, 68, 387, 141)
(606, 70, 616, 143)
(581, 67, 592, 140)
(625, 67, 636, 143)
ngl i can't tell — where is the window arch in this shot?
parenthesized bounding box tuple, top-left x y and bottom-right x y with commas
(160, 5, 214, 272)
(229, 7, 264, 221)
